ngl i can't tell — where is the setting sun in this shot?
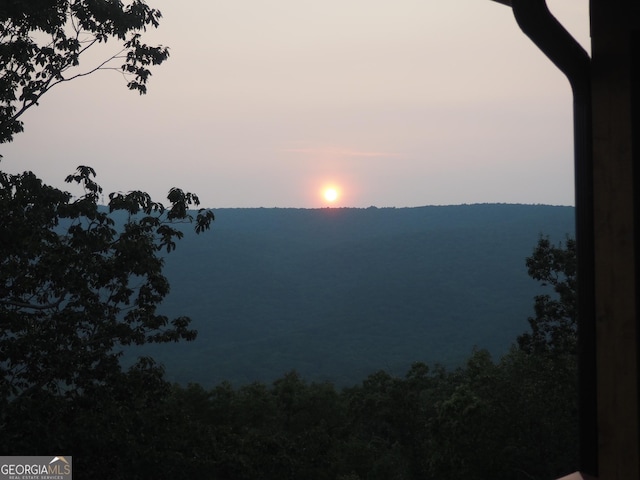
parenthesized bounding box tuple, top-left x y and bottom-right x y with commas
(323, 187, 340, 203)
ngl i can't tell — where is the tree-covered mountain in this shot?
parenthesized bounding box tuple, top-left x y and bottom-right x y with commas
(139, 203, 574, 387)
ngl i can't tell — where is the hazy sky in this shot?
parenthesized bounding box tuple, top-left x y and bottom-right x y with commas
(1, 0, 589, 208)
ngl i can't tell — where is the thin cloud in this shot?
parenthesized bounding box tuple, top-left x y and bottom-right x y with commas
(282, 147, 401, 158)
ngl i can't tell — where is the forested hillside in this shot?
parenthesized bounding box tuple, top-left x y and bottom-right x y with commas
(142, 203, 575, 386)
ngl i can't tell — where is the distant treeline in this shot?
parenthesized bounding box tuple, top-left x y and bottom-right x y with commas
(140, 204, 575, 386)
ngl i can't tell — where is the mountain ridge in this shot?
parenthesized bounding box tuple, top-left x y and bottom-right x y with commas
(134, 203, 575, 387)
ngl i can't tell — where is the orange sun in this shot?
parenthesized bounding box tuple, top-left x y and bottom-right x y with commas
(323, 187, 340, 203)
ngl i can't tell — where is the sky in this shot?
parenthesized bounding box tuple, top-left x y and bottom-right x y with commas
(1, 0, 589, 209)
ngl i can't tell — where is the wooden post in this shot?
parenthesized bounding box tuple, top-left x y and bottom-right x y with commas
(590, 0, 640, 478)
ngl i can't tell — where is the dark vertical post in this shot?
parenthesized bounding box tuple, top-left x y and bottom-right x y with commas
(571, 51, 597, 480)
(590, 0, 640, 478)
(573, 57, 598, 480)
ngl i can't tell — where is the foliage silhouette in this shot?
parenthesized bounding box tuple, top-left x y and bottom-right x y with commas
(518, 236, 577, 354)
(0, 0, 169, 143)
(0, 166, 213, 400)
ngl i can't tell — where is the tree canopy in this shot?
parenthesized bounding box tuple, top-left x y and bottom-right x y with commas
(0, 0, 169, 143)
(0, 166, 213, 399)
(518, 236, 577, 355)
